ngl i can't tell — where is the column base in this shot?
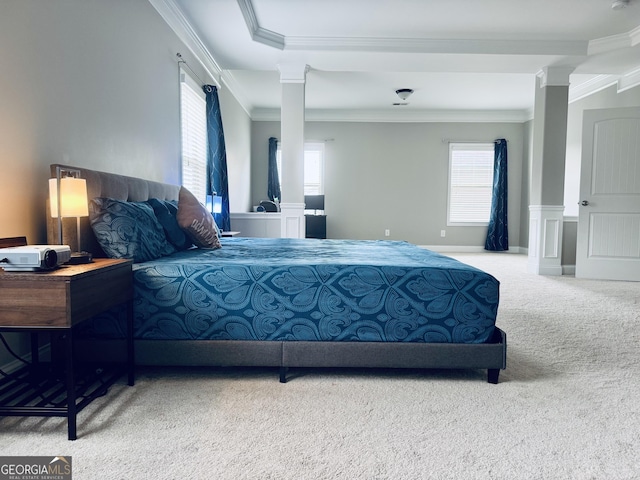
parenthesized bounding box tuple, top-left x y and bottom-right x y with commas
(528, 205, 564, 276)
(279, 203, 305, 239)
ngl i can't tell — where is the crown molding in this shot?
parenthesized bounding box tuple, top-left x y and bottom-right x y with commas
(236, 0, 587, 56)
(148, 0, 222, 86)
(537, 66, 575, 87)
(277, 63, 310, 83)
(251, 107, 531, 123)
(567, 68, 640, 103)
(237, 0, 285, 49)
(632, 25, 640, 47)
(569, 75, 619, 103)
(588, 24, 640, 55)
(618, 67, 640, 93)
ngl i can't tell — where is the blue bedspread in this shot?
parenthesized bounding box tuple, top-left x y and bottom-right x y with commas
(85, 238, 500, 344)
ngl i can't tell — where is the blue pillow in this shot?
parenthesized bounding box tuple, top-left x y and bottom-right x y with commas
(90, 198, 176, 262)
(147, 198, 193, 251)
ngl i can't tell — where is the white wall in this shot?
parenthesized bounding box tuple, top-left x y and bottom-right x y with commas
(0, 0, 250, 367)
(251, 121, 525, 248)
(0, 0, 251, 243)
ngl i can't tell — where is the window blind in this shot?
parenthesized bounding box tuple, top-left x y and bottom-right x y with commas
(180, 71, 207, 204)
(448, 143, 494, 225)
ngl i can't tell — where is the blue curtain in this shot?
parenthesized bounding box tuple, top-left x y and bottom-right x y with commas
(268, 137, 281, 202)
(204, 85, 230, 231)
(485, 139, 509, 251)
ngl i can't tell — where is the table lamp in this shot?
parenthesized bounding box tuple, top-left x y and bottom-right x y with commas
(49, 168, 92, 264)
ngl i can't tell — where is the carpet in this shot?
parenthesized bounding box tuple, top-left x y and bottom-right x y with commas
(1, 253, 639, 479)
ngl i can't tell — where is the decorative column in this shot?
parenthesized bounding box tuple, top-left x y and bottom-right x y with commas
(527, 66, 573, 275)
(277, 63, 309, 238)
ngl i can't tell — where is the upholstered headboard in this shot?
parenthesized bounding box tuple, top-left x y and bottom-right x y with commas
(47, 164, 180, 257)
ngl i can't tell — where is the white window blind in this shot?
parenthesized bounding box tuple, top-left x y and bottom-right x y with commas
(303, 143, 325, 195)
(447, 143, 494, 225)
(276, 142, 325, 195)
(180, 71, 207, 205)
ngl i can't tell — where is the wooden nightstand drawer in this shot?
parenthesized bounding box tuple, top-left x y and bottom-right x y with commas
(0, 258, 132, 328)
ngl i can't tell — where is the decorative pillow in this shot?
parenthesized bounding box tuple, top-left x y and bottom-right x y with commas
(147, 198, 193, 250)
(89, 198, 176, 262)
(176, 187, 222, 249)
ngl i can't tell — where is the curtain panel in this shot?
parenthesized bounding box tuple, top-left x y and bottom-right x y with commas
(485, 139, 508, 251)
(268, 137, 281, 202)
(204, 85, 230, 231)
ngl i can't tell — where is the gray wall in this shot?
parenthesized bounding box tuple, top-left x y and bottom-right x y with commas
(520, 120, 534, 251)
(0, 0, 251, 366)
(251, 121, 525, 247)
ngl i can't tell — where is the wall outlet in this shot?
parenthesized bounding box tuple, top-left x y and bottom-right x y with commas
(385, 229, 390, 237)
(440, 230, 446, 237)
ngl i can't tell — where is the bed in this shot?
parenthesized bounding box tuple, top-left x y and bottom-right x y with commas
(48, 164, 506, 383)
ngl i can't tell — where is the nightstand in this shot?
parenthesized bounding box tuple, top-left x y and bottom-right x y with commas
(0, 258, 134, 440)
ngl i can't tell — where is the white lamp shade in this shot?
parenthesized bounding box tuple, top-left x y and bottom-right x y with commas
(49, 177, 89, 217)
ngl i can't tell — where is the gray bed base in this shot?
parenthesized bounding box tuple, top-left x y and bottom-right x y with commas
(77, 328, 506, 383)
(51, 164, 507, 384)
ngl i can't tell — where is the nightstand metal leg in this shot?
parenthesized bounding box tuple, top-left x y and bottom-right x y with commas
(64, 331, 77, 440)
(126, 300, 135, 386)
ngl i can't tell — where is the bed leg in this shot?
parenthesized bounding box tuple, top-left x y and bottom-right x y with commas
(279, 367, 288, 383)
(488, 368, 500, 384)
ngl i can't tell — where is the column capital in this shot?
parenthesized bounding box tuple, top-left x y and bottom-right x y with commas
(277, 63, 310, 83)
(537, 66, 575, 88)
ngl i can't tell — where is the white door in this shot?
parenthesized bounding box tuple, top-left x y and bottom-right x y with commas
(576, 107, 640, 281)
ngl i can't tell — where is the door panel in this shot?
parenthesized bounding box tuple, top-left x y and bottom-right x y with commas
(576, 108, 640, 281)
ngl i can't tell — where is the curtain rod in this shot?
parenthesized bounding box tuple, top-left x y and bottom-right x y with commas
(441, 139, 507, 144)
(176, 52, 220, 90)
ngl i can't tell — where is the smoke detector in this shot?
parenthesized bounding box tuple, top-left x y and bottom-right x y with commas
(395, 88, 414, 101)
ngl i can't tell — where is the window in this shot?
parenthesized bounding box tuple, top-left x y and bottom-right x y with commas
(301, 143, 325, 195)
(180, 70, 207, 204)
(276, 142, 325, 195)
(447, 143, 494, 225)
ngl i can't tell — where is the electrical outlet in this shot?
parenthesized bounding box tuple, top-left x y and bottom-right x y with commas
(385, 229, 390, 237)
(440, 230, 446, 237)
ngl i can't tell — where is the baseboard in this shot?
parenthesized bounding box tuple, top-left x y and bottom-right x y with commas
(421, 245, 527, 254)
(0, 343, 51, 374)
(562, 265, 576, 275)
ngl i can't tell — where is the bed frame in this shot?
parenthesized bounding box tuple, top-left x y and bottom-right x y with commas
(49, 164, 507, 384)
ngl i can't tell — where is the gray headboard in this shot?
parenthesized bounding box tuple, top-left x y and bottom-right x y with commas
(47, 164, 181, 257)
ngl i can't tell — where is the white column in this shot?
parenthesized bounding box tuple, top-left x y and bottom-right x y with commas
(277, 63, 309, 238)
(527, 66, 573, 275)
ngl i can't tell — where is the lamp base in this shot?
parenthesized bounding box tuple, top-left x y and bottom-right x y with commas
(67, 251, 93, 264)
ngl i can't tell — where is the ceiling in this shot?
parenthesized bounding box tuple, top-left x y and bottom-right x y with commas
(156, 0, 640, 122)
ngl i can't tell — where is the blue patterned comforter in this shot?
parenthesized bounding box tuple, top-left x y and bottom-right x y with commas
(84, 238, 500, 344)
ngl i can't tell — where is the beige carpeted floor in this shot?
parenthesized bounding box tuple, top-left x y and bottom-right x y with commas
(1, 253, 639, 479)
